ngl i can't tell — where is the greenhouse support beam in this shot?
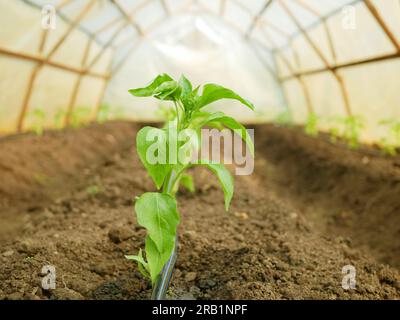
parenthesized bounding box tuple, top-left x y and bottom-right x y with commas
(64, 38, 94, 127)
(292, 0, 353, 116)
(268, 44, 292, 113)
(110, 0, 143, 36)
(0, 47, 107, 79)
(114, 0, 195, 49)
(95, 0, 150, 37)
(16, 0, 97, 132)
(219, 0, 226, 16)
(289, 42, 314, 114)
(279, 0, 353, 116)
(258, 24, 314, 114)
(85, 22, 129, 71)
(87, 0, 161, 71)
(246, 0, 273, 38)
(160, 0, 170, 16)
(94, 52, 116, 119)
(280, 52, 400, 81)
(272, 0, 362, 53)
(258, 19, 290, 39)
(364, 0, 400, 53)
(231, 0, 288, 39)
(250, 41, 280, 83)
(250, 37, 291, 112)
(22, 0, 105, 49)
(106, 0, 193, 78)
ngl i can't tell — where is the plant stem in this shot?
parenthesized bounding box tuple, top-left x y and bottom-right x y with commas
(152, 170, 178, 300)
(173, 101, 180, 130)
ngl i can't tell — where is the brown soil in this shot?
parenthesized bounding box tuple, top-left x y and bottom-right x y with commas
(0, 121, 399, 300)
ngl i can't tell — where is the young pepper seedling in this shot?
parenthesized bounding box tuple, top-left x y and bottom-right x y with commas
(125, 74, 255, 288)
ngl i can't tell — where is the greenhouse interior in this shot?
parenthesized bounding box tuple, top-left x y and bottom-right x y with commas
(0, 0, 400, 301)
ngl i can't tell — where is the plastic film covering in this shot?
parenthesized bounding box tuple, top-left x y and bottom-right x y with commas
(0, 0, 398, 143)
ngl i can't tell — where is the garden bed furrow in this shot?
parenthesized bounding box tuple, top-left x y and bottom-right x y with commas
(0, 122, 399, 300)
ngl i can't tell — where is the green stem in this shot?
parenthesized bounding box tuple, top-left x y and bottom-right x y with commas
(173, 101, 180, 130)
(152, 170, 178, 300)
(162, 170, 175, 194)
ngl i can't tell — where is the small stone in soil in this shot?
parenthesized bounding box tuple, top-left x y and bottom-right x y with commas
(16, 240, 41, 255)
(108, 226, 134, 243)
(90, 262, 116, 276)
(50, 288, 84, 300)
(6, 292, 24, 300)
(234, 212, 249, 220)
(198, 279, 217, 289)
(362, 156, 370, 165)
(289, 212, 298, 219)
(185, 272, 197, 282)
(99, 222, 107, 229)
(2, 250, 14, 257)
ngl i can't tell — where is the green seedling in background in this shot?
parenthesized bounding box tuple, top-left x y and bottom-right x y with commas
(327, 115, 365, 149)
(54, 109, 66, 129)
(86, 185, 101, 196)
(71, 106, 91, 128)
(328, 126, 341, 143)
(304, 112, 319, 137)
(379, 119, 400, 156)
(338, 115, 365, 149)
(97, 104, 125, 123)
(31, 108, 46, 136)
(97, 104, 111, 124)
(275, 110, 293, 127)
(125, 73, 254, 284)
(343, 115, 365, 149)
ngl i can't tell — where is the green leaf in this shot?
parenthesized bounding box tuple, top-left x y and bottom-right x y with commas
(136, 126, 170, 189)
(135, 192, 180, 253)
(180, 173, 195, 193)
(145, 236, 174, 284)
(129, 74, 174, 97)
(179, 75, 192, 94)
(197, 112, 254, 157)
(180, 75, 197, 112)
(197, 84, 255, 111)
(154, 81, 181, 101)
(125, 249, 150, 279)
(195, 161, 233, 210)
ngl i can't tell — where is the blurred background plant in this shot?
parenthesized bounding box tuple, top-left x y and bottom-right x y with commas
(304, 112, 319, 137)
(54, 109, 66, 129)
(379, 119, 400, 156)
(275, 110, 293, 127)
(327, 115, 365, 149)
(30, 108, 46, 136)
(70, 106, 91, 128)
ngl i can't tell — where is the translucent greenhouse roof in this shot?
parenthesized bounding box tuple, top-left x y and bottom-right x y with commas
(24, 0, 360, 49)
(0, 0, 399, 143)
